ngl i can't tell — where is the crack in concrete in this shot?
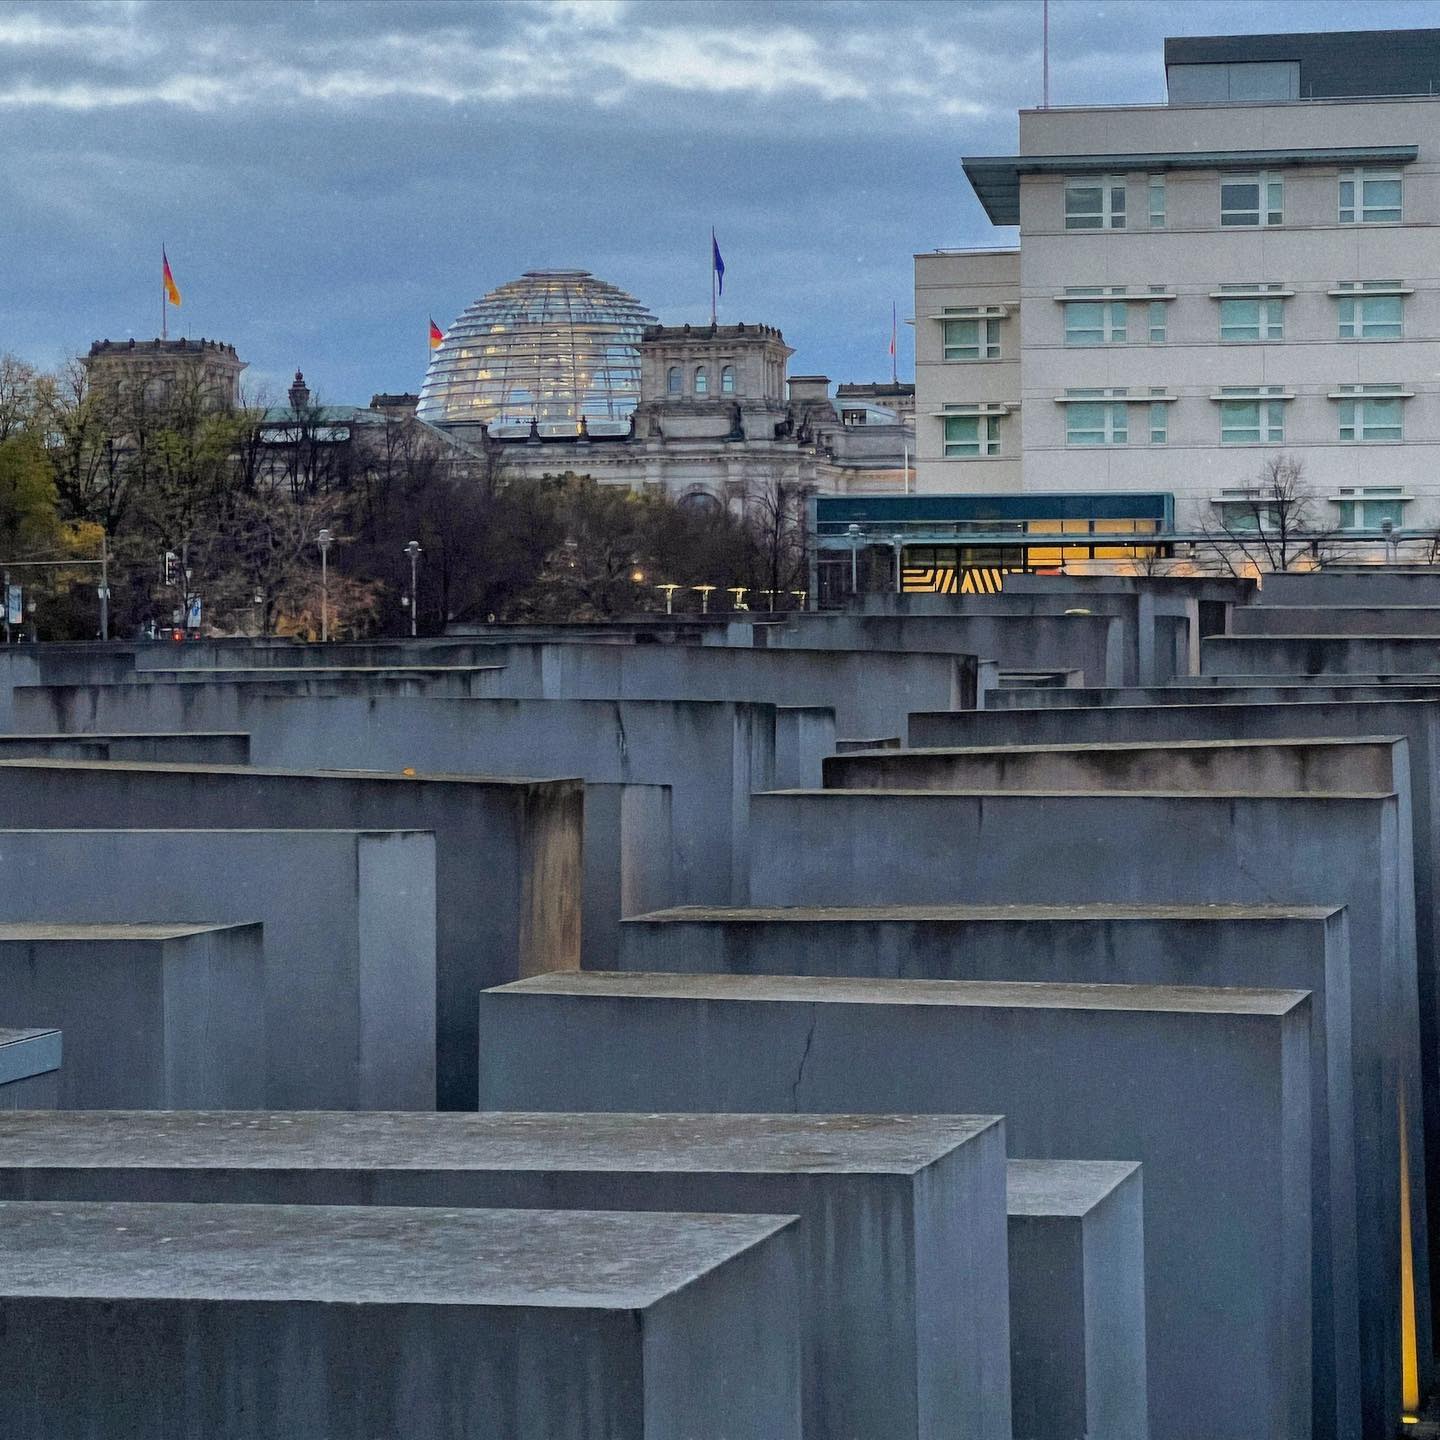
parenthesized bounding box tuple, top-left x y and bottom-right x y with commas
(790, 1005, 818, 1112)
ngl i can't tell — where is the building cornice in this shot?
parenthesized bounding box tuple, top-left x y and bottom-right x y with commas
(963, 145, 1419, 225)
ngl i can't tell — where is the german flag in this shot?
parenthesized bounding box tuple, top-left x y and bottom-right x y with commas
(162, 249, 181, 308)
(429, 317, 444, 350)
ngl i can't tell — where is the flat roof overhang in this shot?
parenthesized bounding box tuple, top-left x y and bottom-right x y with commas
(962, 144, 1419, 224)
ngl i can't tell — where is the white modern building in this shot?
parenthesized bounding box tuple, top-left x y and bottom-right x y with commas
(915, 26, 1440, 544)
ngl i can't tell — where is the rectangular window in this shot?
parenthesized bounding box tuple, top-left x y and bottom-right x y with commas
(1063, 300, 1127, 346)
(1338, 390, 1404, 442)
(1335, 487, 1406, 530)
(1339, 169, 1402, 224)
(1219, 295, 1284, 342)
(1149, 400, 1168, 445)
(1221, 172, 1283, 227)
(944, 414, 1000, 457)
(1148, 301, 1167, 343)
(1337, 285, 1404, 339)
(1065, 399, 1128, 446)
(1148, 176, 1166, 229)
(942, 317, 1000, 360)
(1065, 176, 1126, 230)
(1220, 395, 1285, 444)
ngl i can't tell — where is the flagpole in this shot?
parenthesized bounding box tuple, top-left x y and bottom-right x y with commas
(161, 243, 166, 341)
(710, 228, 717, 326)
(891, 301, 898, 385)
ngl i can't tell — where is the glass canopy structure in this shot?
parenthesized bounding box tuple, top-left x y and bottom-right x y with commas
(417, 270, 657, 435)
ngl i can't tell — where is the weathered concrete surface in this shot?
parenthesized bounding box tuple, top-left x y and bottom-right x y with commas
(0, 1028, 59, 1110)
(740, 611, 1124, 689)
(1258, 571, 1440, 608)
(0, 1109, 1009, 1440)
(1232, 606, 1440, 637)
(466, 639, 977, 737)
(0, 829, 436, 1111)
(900, 694, 1440, 1358)
(825, 734, 1404, 797)
(1007, 1160, 1146, 1440)
(8, 694, 810, 908)
(45, 641, 958, 739)
(0, 732, 249, 763)
(0, 1200, 803, 1440)
(618, 902, 1357, 1435)
(0, 923, 263, 1109)
(478, 972, 1313, 1440)
(1201, 634, 1440, 677)
(981, 681, 1440, 708)
(744, 786, 1423, 1436)
(582, 783, 673, 971)
(0, 760, 580, 1111)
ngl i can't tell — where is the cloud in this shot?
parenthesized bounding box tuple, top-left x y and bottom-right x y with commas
(0, 0, 1433, 400)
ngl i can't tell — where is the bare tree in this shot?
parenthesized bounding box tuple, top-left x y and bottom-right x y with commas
(1195, 454, 1340, 575)
(741, 466, 812, 606)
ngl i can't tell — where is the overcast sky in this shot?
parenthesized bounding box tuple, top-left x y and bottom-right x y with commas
(3, 0, 1437, 403)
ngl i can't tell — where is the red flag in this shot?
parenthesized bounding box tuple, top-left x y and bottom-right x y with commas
(429, 317, 444, 350)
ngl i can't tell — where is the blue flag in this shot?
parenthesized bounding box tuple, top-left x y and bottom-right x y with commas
(712, 231, 725, 296)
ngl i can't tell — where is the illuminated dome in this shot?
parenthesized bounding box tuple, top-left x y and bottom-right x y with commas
(418, 269, 657, 435)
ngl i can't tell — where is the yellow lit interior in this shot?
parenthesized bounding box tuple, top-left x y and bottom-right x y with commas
(1402, 1087, 1420, 1415)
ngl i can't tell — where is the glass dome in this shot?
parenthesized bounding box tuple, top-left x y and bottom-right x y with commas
(417, 269, 657, 435)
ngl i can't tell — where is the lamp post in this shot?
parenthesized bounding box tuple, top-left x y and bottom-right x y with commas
(404, 540, 422, 638)
(656, 583, 680, 615)
(846, 523, 862, 595)
(727, 586, 748, 611)
(692, 584, 716, 615)
(316, 528, 333, 643)
(892, 533, 904, 595)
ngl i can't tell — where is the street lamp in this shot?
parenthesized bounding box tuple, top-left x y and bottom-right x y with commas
(316, 528, 334, 643)
(656, 583, 680, 615)
(404, 540, 422, 638)
(846, 523, 862, 594)
(692, 583, 716, 615)
(891, 533, 904, 595)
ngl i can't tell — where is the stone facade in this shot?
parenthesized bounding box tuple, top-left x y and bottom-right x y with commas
(84, 338, 246, 413)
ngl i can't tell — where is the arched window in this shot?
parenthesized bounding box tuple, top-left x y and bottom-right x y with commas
(667, 366, 681, 395)
(694, 366, 708, 395)
(721, 365, 735, 394)
(679, 490, 723, 518)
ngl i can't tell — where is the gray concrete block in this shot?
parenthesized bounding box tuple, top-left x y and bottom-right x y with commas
(1007, 1159, 1146, 1440)
(471, 638, 976, 737)
(1201, 634, 1440, 677)
(0, 1200, 803, 1440)
(0, 924, 263, 1110)
(10, 694, 802, 909)
(0, 1109, 1009, 1440)
(1258, 571, 1440, 608)
(898, 695, 1440, 1370)
(582, 783, 673, 970)
(0, 1028, 59, 1110)
(751, 612, 1125, 689)
(1232, 606, 1440, 637)
(0, 761, 580, 1111)
(477, 972, 1313, 1440)
(617, 903, 1355, 1434)
(742, 787, 1422, 1438)
(0, 830, 436, 1111)
(825, 734, 1404, 796)
(0, 732, 250, 763)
